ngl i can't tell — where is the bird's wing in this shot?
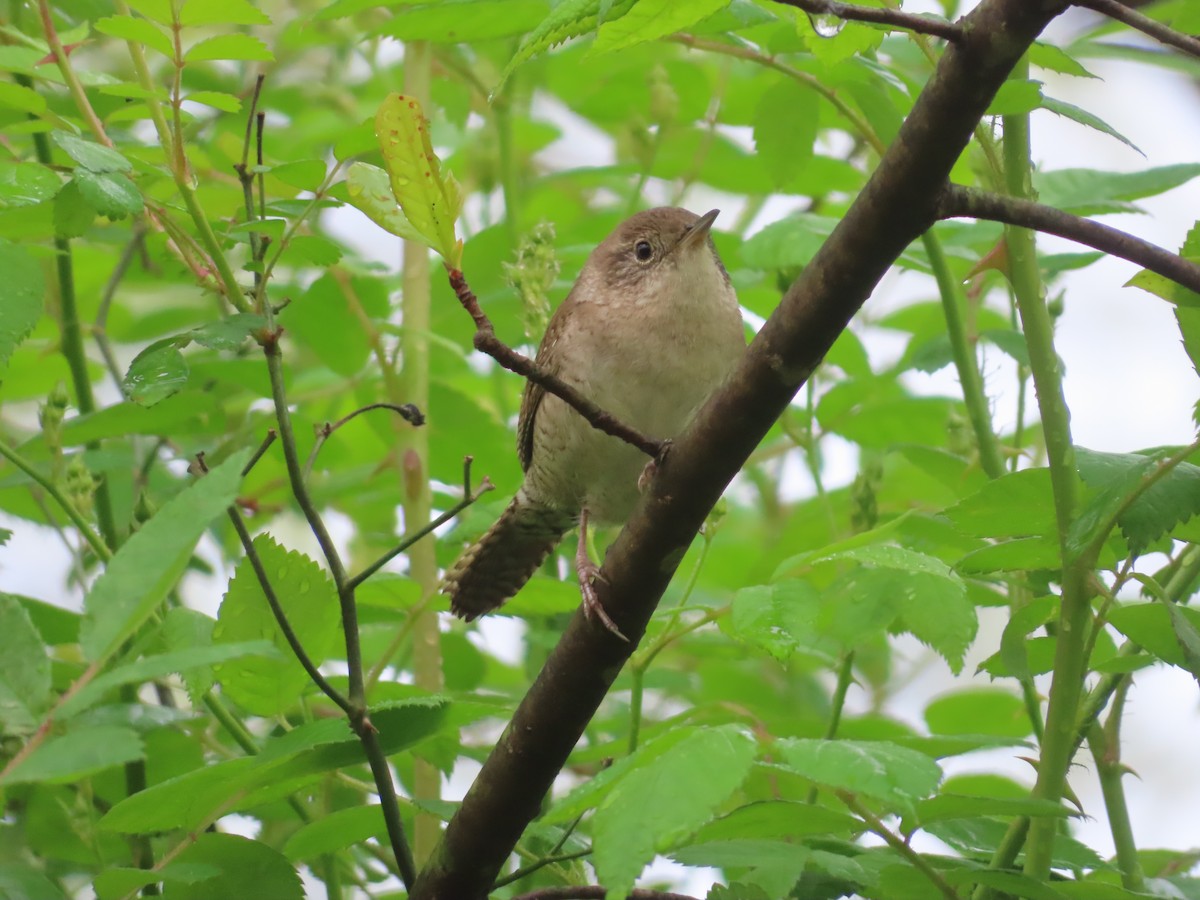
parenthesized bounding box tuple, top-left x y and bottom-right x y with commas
(516, 293, 576, 472)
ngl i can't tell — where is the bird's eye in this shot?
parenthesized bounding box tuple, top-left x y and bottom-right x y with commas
(634, 240, 653, 262)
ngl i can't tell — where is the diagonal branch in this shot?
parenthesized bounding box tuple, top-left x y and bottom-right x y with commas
(410, 0, 1067, 896)
(775, 0, 961, 41)
(1074, 0, 1200, 60)
(938, 183, 1200, 294)
(448, 269, 664, 459)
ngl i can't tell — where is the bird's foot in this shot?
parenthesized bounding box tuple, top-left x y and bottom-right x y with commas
(638, 439, 674, 493)
(578, 560, 628, 642)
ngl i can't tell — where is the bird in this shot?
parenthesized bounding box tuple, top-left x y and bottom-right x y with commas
(442, 207, 745, 635)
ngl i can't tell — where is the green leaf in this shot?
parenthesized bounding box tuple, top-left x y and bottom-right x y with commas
(775, 739, 942, 814)
(75, 169, 143, 220)
(284, 805, 389, 860)
(123, 337, 190, 406)
(123, 0, 173, 24)
(672, 840, 811, 898)
(213, 534, 342, 716)
(185, 34, 274, 62)
(58, 641, 277, 720)
(1040, 96, 1139, 153)
(189, 314, 266, 350)
(345, 161, 426, 243)
(986, 79, 1043, 116)
(185, 90, 242, 113)
(53, 132, 134, 173)
(690, 800, 860, 844)
(730, 580, 823, 662)
(375, 0, 551, 42)
(1108, 603, 1200, 670)
(924, 688, 1030, 739)
(0, 595, 52, 733)
(374, 94, 463, 265)
(80, 450, 249, 662)
(0, 161, 62, 207)
(267, 159, 327, 192)
(1, 725, 143, 785)
(498, 0, 637, 87)
(752, 78, 818, 189)
(591, 0, 729, 54)
(94, 15, 174, 58)
(160, 834, 303, 900)
(0, 81, 46, 115)
(1072, 447, 1200, 557)
(1035, 163, 1200, 216)
(591, 724, 758, 898)
(53, 179, 94, 238)
(180, 0, 272, 25)
(944, 468, 1058, 539)
(1027, 41, 1096, 78)
(1165, 600, 1200, 685)
(0, 239, 44, 372)
(285, 234, 342, 267)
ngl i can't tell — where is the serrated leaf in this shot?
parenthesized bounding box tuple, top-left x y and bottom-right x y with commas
(0, 595, 52, 733)
(75, 169, 143, 220)
(730, 580, 823, 662)
(80, 450, 249, 662)
(944, 468, 1058, 539)
(591, 0, 729, 54)
(592, 725, 758, 898)
(2, 725, 143, 784)
(162, 607, 217, 703)
(58, 641, 276, 720)
(997, 594, 1058, 681)
(1035, 164, 1200, 216)
(1040, 96, 1140, 153)
(0, 161, 62, 207)
(498, 0, 636, 87)
(1027, 41, 1096, 78)
(753, 78, 818, 189)
(123, 337, 190, 406)
(1131, 219, 1200, 312)
(267, 158, 327, 192)
(374, 94, 462, 265)
(345, 161, 426, 243)
(162, 834, 303, 900)
(1165, 601, 1200, 684)
(1107, 603, 1200, 670)
(776, 739, 942, 815)
(286, 234, 342, 266)
(185, 33, 274, 62)
(124, 0, 173, 24)
(0, 239, 44, 372)
(1072, 447, 1200, 557)
(672, 840, 810, 898)
(180, 0, 272, 26)
(53, 132, 133, 173)
(94, 15, 174, 57)
(213, 534, 342, 716)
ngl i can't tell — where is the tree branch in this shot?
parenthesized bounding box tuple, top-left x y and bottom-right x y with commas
(448, 268, 664, 459)
(410, 1, 1067, 896)
(1074, 0, 1200, 59)
(938, 183, 1200, 294)
(775, 0, 962, 41)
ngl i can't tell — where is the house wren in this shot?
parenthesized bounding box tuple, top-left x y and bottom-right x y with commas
(442, 207, 745, 631)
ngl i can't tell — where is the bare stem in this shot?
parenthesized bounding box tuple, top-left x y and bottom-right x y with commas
(775, 0, 961, 40)
(1074, 0, 1200, 59)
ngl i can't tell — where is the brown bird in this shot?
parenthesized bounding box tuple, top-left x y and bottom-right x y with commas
(442, 207, 745, 633)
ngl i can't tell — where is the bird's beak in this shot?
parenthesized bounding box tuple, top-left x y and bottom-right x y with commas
(675, 208, 719, 252)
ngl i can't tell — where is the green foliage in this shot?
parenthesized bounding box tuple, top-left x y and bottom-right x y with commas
(2, 0, 1199, 898)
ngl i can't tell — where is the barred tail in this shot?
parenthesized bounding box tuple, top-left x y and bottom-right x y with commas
(442, 495, 572, 621)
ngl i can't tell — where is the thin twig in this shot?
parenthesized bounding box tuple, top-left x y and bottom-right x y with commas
(303, 402, 425, 481)
(448, 268, 663, 459)
(1074, 0, 1200, 60)
(938, 184, 1200, 295)
(489, 848, 591, 890)
(347, 456, 493, 591)
(242, 429, 278, 477)
(225, 503, 354, 716)
(93, 228, 146, 393)
(838, 792, 960, 900)
(774, 0, 961, 41)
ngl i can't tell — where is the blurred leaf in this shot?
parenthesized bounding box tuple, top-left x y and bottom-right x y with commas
(499, 0, 637, 86)
(924, 688, 1030, 739)
(161, 834, 303, 900)
(185, 34, 274, 62)
(284, 805, 389, 861)
(94, 15, 174, 57)
(776, 739, 942, 815)
(0, 161, 62, 207)
(2, 725, 143, 785)
(213, 535, 342, 717)
(591, 0, 730, 54)
(0, 596, 51, 733)
(753, 78, 818, 189)
(179, 0, 271, 25)
(80, 450, 249, 662)
(0, 239, 43, 372)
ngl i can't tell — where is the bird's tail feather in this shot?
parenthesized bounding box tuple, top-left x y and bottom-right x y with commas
(442, 495, 573, 621)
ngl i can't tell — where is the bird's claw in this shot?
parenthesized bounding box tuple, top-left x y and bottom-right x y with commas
(578, 561, 628, 642)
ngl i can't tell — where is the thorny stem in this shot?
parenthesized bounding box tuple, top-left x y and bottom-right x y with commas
(448, 268, 664, 459)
